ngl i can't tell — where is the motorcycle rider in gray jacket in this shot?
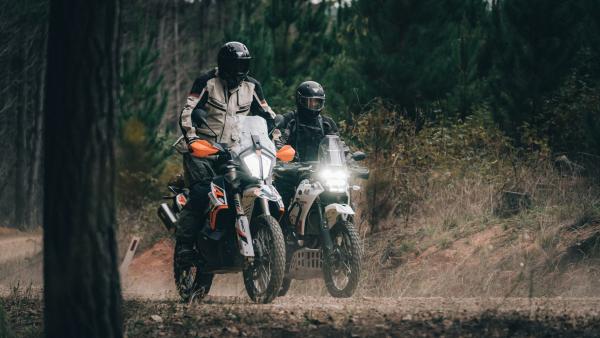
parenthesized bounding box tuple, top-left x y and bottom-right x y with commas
(176, 41, 275, 271)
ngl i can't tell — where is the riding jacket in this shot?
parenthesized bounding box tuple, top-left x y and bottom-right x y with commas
(179, 68, 275, 146)
(277, 111, 338, 162)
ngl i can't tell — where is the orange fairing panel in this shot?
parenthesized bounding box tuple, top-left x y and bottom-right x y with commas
(276, 145, 295, 162)
(190, 140, 219, 158)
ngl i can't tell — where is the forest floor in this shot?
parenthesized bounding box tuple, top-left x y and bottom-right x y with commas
(4, 293, 600, 337)
(2, 200, 600, 337)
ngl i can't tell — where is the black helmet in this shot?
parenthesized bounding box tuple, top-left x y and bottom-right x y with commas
(295, 81, 325, 119)
(217, 41, 251, 88)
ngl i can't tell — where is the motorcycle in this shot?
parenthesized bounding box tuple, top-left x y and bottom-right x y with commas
(274, 135, 369, 297)
(158, 114, 295, 303)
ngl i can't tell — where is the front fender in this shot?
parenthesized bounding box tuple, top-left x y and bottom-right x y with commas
(256, 184, 285, 217)
(324, 203, 355, 228)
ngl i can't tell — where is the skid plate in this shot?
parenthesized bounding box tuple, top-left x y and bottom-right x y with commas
(288, 248, 322, 280)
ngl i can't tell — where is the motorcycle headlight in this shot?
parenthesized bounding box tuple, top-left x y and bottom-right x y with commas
(242, 153, 273, 179)
(319, 168, 348, 193)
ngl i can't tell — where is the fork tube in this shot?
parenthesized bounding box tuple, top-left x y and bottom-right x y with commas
(261, 198, 270, 216)
(317, 203, 333, 253)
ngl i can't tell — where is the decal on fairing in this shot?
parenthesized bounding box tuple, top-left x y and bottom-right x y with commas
(236, 215, 254, 257)
(288, 180, 324, 235)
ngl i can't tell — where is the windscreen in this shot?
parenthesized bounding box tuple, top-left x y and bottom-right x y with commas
(231, 115, 276, 155)
(318, 135, 346, 166)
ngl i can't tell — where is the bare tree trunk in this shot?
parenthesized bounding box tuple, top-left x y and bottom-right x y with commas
(14, 40, 26, 229)
(44, 0, 122, 337)
(27, 34, 46, 228)
(172, 0, 180, 132)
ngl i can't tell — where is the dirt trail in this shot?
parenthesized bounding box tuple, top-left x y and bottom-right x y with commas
(5, 295, 600, 337)
(123, 238, 245, 299)
(0, 232, 244, 298)
(4, 235, 600, 337)
(0, 235, 42, 264)
(0, 230, 43, 290)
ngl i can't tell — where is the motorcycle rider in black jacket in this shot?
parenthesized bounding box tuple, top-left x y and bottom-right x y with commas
(273, 81, 338, 206)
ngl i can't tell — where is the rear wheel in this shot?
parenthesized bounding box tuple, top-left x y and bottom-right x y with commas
(323, 222, 362, 297)
(173, 242, 214, 302)
(243, 215, 286, 303)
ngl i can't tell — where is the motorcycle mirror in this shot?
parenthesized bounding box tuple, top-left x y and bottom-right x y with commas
(352, 151, 366, 161)
(276, 145, 295, 163)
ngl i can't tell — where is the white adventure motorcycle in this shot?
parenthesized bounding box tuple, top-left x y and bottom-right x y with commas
(274, 135, 368, 297)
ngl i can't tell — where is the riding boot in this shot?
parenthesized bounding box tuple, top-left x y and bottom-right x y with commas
(175, 207, 202, 269)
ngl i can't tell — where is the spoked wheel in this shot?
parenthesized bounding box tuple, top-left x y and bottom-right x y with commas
(174, 243, 214, 302)
(243, 215, 286, 303)
(323, 222, 362, 297)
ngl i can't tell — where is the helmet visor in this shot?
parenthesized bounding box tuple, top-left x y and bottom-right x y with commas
(299, 96, 325, 111)
(222, 58, 250, 76)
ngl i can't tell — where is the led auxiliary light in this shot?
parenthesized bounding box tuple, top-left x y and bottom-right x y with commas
(319, 168, 348, 193)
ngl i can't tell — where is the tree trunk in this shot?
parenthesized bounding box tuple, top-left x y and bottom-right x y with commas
(172, 0, 180, 132)
(14, 37, 27, 229)
(44, 0, 122, 337)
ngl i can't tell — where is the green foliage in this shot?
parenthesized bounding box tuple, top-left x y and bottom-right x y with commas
(224, 0, 355, 116)
(345, 101, 517, 229)
(118, 44, 170, 205)
(348, 0, 489, 118)
(485, 0, 586, 134)
(214, 0, 600, 157)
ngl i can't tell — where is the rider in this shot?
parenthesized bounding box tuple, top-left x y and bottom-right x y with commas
(176, 41, 275, 270)
(273, 80, 338, 206)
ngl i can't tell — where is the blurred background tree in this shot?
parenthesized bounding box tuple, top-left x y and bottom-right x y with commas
(117, 45, 170, 206)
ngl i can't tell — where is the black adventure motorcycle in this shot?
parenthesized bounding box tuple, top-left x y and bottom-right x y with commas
(158, 113, 295, 303)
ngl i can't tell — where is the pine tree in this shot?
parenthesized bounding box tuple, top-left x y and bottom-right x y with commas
(117, 44, 169, 205)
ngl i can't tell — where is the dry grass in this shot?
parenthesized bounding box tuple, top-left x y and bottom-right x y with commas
(346, 105, 600, 298)
(358, 166, 600, 298)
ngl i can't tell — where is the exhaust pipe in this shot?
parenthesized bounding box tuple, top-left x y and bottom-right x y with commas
(158, 203, 177, 232)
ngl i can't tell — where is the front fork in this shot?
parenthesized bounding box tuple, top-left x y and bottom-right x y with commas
(317, 203, 334, 256)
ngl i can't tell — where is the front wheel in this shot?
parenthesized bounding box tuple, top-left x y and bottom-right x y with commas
(323, 222, 362, 297)
(243, 215, 286, 303)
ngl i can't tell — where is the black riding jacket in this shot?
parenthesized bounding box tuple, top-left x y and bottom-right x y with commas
(277, 111, 339, 162)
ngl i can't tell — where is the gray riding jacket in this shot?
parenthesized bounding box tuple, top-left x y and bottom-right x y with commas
(179, 68, 275, 146)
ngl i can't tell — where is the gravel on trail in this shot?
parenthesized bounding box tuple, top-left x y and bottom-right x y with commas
(4, 294, 600, 337)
